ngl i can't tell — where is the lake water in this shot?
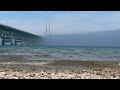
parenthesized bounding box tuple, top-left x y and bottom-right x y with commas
(0, 46, 120, 61)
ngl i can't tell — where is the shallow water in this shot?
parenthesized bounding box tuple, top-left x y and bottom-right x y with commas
(0, 46, 120, 61)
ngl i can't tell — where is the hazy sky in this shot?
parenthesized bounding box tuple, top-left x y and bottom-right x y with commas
(0, 11, 120, 35)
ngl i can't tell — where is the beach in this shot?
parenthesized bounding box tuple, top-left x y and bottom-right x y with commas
(0, 60, 120, 79)
(0, 68, 120, 79)
(0, 46, 120, 79)
(1, 11, 120, 79)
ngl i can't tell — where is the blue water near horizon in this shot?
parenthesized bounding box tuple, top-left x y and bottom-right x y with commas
(0, 46, 120, 61)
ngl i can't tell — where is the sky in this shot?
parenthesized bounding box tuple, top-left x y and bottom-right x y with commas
(0, 11, 120, 35)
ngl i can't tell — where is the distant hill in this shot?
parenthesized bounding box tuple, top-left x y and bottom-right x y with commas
(42, 30, 120, 46)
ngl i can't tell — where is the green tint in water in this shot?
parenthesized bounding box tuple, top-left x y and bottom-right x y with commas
(0, 46, 120, 61)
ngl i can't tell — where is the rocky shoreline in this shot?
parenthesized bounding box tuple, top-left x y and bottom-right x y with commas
(0, 60, 120, 79)
(0, 68, 120, 79)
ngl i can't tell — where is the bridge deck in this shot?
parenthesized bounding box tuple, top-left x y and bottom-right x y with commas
(0, 23, 41, 38)
(0, 23, 42, 46)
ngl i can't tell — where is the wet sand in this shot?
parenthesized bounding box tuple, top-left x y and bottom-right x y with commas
(0, 60, 120, 79)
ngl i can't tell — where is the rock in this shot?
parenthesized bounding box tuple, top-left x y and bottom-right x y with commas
(0, 72, 6, 75)
(12, 77, 19, 79)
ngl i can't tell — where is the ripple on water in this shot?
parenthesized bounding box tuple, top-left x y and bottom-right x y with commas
(0, 46, 120, 61)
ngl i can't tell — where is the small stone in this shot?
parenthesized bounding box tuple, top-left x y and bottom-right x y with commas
(13, 77, 19, 79)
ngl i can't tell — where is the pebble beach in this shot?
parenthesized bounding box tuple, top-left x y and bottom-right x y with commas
(0, 60, 120, 79)
(0, 68, 120, 79)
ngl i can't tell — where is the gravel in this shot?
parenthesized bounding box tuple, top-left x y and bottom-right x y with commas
(0, 68, 120, 79)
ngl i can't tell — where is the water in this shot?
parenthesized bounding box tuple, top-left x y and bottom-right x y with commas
(0, 46, 120, 61)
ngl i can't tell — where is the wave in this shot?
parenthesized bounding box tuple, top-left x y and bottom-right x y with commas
(0, 46, 120, 61)
(0, 61, 54, 65)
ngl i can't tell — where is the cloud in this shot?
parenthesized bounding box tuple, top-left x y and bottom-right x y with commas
(52, 11, 120, 34)
(0, 11, 120, 35)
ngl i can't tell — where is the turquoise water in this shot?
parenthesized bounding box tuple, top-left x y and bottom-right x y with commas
(0, 46, 120, 61)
